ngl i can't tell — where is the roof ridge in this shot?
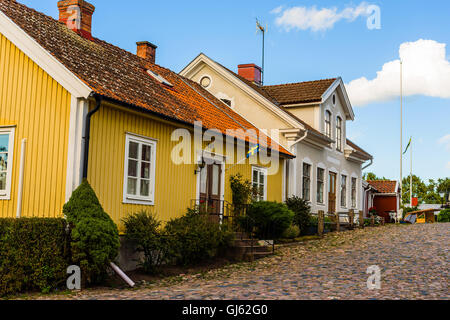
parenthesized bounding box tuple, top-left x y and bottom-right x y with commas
(263, 78, 338, 88)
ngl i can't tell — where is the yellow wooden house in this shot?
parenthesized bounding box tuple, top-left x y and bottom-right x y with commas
(0, 0, 293, 230)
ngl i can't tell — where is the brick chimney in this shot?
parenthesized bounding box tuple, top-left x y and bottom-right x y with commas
(238, 64, 262, 85)
(136, 41, 158, 64)
(57, 0, 95, 40)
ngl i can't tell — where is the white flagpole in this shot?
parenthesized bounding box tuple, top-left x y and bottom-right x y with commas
(410, 139, 413, 207)
(400, 60, 403, 209)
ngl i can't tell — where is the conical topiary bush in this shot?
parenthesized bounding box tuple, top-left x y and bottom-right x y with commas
(63, 180, 120, 285)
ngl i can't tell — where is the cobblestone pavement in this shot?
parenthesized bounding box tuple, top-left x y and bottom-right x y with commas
(35, 223, 449, 300)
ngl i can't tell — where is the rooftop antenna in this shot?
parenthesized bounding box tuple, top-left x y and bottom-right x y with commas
(256, 19, 267, 85)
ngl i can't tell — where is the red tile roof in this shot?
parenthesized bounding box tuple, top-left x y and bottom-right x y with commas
(263, 79, 337, 105)
(0, 0, 292, 157)
(367, 181, 399, 194)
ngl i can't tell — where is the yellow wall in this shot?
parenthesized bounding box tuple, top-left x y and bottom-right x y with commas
(88, 101, 285, 231)
(0, 34, 71, 218)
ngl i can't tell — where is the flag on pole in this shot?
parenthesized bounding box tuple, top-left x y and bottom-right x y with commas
(403, 137, 412, 155)
(247, 144, 260, 159)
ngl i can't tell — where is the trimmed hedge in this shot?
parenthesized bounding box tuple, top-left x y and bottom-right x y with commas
(438, 209, 450, 223)
(0, 218, 71, 297)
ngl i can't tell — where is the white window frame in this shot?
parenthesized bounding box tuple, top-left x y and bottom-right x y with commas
(123, 133, 157, 205)
(302, 162, 312, 202)
(252, 166, 267, 201)
(341, 174, 347, 208)
(336, 116, 343, 151)
(316, 167, 325, 204)
(351, 177, 357, 208)
(325, 110, 332, 139)
(0, 127, 15, 200)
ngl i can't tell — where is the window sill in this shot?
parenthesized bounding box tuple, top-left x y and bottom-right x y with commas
(123, 198, 155, 206)
(0, 194, 11, 200)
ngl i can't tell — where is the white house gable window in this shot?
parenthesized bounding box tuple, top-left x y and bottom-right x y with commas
(0, 127, 14, 200)
(302, 163, 311, 201)
(252, 167, 267, 201)
(351, 177, 357, 208)
(341, 174, 347, 207)
(325, 111, 331, 139)
(123, 134, 157, 204)
(336, 116, 343, 151)
(317, 168, 325, 204)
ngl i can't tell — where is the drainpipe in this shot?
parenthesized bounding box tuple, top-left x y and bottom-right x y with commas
(362, 159, 373, 171)
(16, 138, 27, 218)
(82, 95, 102, 180)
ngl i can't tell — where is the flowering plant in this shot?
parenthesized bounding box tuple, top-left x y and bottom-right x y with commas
(369, 206, 377, 216)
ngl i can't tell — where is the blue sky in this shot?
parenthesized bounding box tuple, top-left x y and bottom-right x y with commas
(20, 0, 450, 181)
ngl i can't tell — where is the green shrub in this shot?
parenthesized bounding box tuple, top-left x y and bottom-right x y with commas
(285, 196, 311, 234)
(63, 180, 119, 284)
(123, 211, 168, 274)
(0, 218, 70, 297)
(164, 209, 234, 266)
(229, 174, 258, 216)
(438, 209, 450, 223)
(240, 201, 294, 239)
(281, 224, 300, 239)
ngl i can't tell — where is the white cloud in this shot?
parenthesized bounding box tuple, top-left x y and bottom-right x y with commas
(346, 39, 450, 106)
(439, 134, 450, 152)
(270, 6, 284, 15)
(446, 162, 450, 170)
(272, 2, 371, 32)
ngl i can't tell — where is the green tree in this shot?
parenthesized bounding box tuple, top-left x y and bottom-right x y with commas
(363, 172, 388, 181)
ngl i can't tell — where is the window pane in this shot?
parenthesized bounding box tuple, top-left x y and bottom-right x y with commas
(200, 168, 207, 194)
(128, 159, 138, 177)
(0, 153, 7, 171)
(140, 179, 150, 197)
(0, 172, 6, 191)
(253, 169, 258, 183)
(127, 178, 137, 195)
(141, 162, 150, 179)
(0, 134, 9, 152)
(129, 142, 139, 159)
(259, 172, 264, 185)
(142, 145, 151, 162)
(212, 165, 219, 196)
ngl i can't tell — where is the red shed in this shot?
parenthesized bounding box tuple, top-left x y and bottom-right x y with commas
(367, 180, 401, 223)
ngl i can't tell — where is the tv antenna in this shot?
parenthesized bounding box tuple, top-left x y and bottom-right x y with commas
(256, 19, 267, 85)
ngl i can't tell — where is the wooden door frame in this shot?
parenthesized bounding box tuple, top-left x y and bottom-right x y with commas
(195, 151, 226, 213)
(328, 171, 337, 214)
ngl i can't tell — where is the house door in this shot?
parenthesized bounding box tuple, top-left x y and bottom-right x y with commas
(328, 172, 337, 214)
(199, 163, 222, 220)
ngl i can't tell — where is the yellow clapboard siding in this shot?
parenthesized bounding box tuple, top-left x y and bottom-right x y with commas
(0, 34, 71, 218)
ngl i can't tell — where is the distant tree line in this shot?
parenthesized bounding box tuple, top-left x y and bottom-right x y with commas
(363, 173, 450, 205)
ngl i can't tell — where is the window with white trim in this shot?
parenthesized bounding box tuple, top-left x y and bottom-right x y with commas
(0, 127, 14, 200)
(317, 168, 325, 204)
(252, 167, 267, 201)
(351, 177, 357, 208)
(325, 111, 332, 139)
(123, 134, 157, 204)
(302, 163, 311, 201)
(341, 174, 347, 207)
(336, 116, 343, 151)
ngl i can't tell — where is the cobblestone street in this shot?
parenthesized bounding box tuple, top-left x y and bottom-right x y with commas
(36, 223, 449, 300)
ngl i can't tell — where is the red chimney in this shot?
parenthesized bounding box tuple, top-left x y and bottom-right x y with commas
(136, 41, 158, 64)
(238, 64, 262, 85)
(57, 0, 95, 40)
